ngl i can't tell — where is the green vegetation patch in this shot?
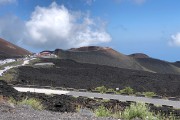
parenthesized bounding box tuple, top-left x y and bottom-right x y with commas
(8, 97, 44, 110)
(121, 103, 156, 120)
(118, 87, 134, 95)
(95, 86, 107, 93)
(0, 68, 17, 81)
(94, 103, 177, 120)
(94, 86, 159, 97)
(94, 86, 134, 95)
(95, 105, 112, 117)
(143, 92, 156, 98)
(19, 98, 44, 110)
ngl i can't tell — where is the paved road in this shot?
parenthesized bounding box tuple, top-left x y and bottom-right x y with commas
(14, 87, 180, 109)
(34, 62, 54, 66)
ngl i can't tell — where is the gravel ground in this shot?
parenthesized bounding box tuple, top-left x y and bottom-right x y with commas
(0, 103, 119, 120)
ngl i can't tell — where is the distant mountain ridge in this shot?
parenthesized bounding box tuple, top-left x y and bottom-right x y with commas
(55, 46, 145, 71)
(0, 38, 31, 59)
(129, 53, 150, 58)
(54, 46, 180, 75)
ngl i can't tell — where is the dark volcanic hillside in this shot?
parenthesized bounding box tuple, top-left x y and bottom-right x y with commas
(55, 46, 145, 71)
(0, 38, 31, 59)
(54, 46, 180, 74)
(173, 61, 180, 68)
(135, 58, 180, 74)
(12, 58, 180, 97)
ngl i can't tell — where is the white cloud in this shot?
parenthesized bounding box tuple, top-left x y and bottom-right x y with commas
(24, 2, 111, 49)
(0, 2, 111, 50)
(0, 0, 16, 5)
(169, 33, 180, 47)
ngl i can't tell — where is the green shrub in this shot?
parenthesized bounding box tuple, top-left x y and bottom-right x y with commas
(95, 86, 107, 93)
(95, 105, 112, 117)
(135, 92, 142, 95)
(19, 98, 44, 110)
(113, 111, 122, 119)
(8, 97, 44, 110)
(120, 87, 134, 94)
(121, 103, 157, 120)
(107, 88, 114, 92)
(94, 102, 177, 120)
(143, 92, 156, 98)
(115, 90, 121, 94)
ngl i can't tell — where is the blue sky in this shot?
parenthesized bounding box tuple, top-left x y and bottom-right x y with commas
(0, 0, 180, 62)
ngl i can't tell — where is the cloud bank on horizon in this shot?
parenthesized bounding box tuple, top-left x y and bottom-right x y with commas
(0, 2, 111, 50)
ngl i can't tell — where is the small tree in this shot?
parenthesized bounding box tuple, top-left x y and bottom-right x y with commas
(107, 88, 114, 92)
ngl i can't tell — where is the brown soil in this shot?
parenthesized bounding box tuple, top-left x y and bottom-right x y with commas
(0, 38, 31, 59)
